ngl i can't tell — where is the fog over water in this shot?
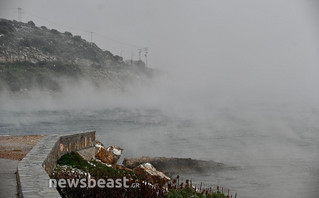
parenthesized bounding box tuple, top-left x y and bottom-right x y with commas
(1, 0, 319, 197)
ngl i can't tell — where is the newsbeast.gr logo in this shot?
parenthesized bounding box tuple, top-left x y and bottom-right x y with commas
(49, 177, 140, 189)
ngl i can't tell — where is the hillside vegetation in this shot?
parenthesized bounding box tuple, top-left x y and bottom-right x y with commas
(0, 19, 154, 91)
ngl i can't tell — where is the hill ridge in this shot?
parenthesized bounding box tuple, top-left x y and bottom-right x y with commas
(0, 18, 153, 92)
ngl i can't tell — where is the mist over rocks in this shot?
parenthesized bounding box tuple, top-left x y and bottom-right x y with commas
(123, 157, 225, 177)
(0, 18, 156, 92)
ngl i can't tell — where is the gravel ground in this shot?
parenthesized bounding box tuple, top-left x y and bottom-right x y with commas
(0, 135, 44, 160)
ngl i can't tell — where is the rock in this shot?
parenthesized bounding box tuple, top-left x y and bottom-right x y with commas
(106, 145, 123, 164)
(123, 157, 224, 176)
(133, 163, 170, 184)
(95, 140, 105, 147)
(95, 142, 123, 165)
(114, 164, 133, 172)
(77, 147, 95, 161)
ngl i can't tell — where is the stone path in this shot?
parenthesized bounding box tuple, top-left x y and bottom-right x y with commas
(0, 159, 18, 198)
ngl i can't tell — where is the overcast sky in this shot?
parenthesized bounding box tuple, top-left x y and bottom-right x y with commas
(0, 0, 319, 105)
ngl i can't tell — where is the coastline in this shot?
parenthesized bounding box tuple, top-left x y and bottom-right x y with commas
(0, 132, 233, 197)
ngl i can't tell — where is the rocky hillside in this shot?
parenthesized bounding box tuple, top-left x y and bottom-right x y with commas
(0, 18, 154, 91)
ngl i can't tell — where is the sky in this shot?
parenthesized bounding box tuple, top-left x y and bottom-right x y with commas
(0, 0, 318, 68)
(0, 0, 319, 107)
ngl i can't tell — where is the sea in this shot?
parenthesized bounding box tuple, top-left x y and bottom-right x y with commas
(0, 104, 318, 198)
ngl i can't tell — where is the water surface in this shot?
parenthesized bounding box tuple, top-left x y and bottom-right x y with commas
(0, 106, 318, 198)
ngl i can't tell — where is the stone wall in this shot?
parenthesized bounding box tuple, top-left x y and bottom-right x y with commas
(43, 131, 95, 175)
(17, 131, 96, 198)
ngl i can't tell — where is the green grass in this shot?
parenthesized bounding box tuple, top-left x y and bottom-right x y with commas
(54, 152, 232, 198)
(57, 151, 134, 178)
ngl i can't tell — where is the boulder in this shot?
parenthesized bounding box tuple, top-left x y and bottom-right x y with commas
(124, 156, 225, 176)
(77, 147, 95, 161)
(95, 142, 123, 165)
(133, 163, 170, 184)
(114, 164, 133, 172)
(95, 140, 105, 147)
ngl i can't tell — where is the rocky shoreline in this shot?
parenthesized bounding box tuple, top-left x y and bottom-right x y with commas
(73, 139, 226, 184)
(123, 156, 225, 177)
(52, 139, 231, 198)
(0, 135, 232, 197)
(0, 135, 224, 175)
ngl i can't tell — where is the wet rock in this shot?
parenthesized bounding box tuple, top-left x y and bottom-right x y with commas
(95, 142, 123, 165)
(133, 163, 170, 184)
(124, 157, 224, 176)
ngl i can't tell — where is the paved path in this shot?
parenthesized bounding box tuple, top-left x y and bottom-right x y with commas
(0, 159, 18, 198)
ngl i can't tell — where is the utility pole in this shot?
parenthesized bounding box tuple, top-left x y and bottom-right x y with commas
(144, 48, 148, 67)
(131, 53, 133, 65)
(90, 32, 94, 44)
(138, 49, 142, 61)
(17, 8, 22, 22)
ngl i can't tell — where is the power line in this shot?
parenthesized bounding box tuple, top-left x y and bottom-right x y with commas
(8, 8, 150, 64)
(23, 9, 144, 49)
(94, 32, 143, 49)
(144, 48, 148, 66)
(23, 11, 88, 33)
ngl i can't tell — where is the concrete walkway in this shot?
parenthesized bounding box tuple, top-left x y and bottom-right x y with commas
(0, 159, 18, 198)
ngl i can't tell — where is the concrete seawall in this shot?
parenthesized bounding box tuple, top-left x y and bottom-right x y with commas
(17, 131, 96, 198)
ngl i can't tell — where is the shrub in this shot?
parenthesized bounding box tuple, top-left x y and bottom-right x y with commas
(64, 31, 72, 37)
(73, 35, 82, 41)
(27, 21, 35, 26)
(50, 29, 59, 34)
(19, 39, 31, 47)
(114, 55, 123, 62)
(0, 20, 14, 34)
